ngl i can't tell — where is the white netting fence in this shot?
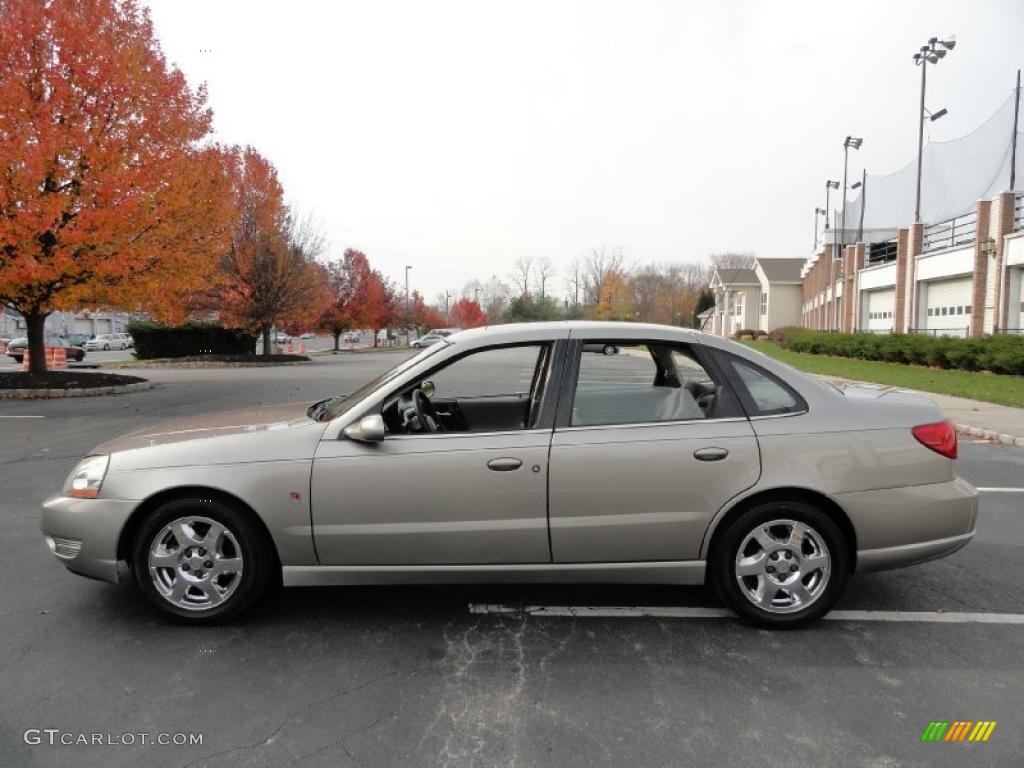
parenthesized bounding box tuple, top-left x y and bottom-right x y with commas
(841, 90, 1022, 235)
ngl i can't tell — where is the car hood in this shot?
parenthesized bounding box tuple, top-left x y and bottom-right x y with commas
(94, 402, 328, 471)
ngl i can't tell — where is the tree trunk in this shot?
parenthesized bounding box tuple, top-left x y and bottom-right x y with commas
(261, 326, 272, 356)
(332, 330, 341, 351)
(373, 329, 379, 348)
(25, 311, 49, 374)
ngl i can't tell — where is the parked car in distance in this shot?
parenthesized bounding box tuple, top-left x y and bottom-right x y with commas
(66, 333, 93, 347)
(7, 336, 86, 362)
(412, 328, 458, 348)
(85, 333, 129, 351)
(582, 342, 619, 355)
(300, 332, 316, 340)
(342, 332, 361, 344)
(274, 333, 292, 344)
(41, 322, 977, 628)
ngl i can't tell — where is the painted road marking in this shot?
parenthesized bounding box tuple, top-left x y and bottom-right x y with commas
(469, 605, 1024, 624)
(0, 415, 45, 419)
(975, 487, 1024, 493)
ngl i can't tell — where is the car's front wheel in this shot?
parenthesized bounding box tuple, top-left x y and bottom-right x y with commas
(712, 501, 849, 628)
(132, 497, 274, 623)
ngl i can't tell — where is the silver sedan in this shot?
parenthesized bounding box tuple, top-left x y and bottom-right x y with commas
(42, 322, 977, 627)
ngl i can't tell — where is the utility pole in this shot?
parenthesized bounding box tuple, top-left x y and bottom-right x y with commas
(1011, 68, 1021, 192)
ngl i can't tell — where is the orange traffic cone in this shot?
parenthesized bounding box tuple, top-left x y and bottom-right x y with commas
(298, 342, 306, 354)
(286, 342, 293, 354)
(21, 349, 29, 371)
(45, 346, 56, 369)
(53, 346, 67, 369)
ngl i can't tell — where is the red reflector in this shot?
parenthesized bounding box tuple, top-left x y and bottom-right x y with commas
(912, 420, 957, 459)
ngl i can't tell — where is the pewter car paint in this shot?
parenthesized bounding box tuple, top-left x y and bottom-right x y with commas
(41, 321, 977, 587)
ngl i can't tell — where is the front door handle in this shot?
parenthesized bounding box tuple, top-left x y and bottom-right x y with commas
(693, 447, 729, 462)
(487, 457, 523, 472)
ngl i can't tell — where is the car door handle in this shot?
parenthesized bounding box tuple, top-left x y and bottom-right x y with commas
(487, 457, 523, 471)
(693, 447, 729, 462)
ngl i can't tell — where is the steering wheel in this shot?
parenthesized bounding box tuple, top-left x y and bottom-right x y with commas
(408, 388, 441, 433)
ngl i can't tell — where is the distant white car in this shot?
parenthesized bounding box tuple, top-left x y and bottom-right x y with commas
(300, 332, 315, 340)
(85, 333, 129, 351)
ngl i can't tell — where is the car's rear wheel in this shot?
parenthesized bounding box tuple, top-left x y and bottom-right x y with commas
(712, 501, 849, 628)
(602, 344, 616, 355)
(131, 497, 274, 624)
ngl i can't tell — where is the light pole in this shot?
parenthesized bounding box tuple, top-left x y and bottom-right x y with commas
(856, 169, 867, 243)
(913, 36, 955, 222)
(404, 265, 411, 344)
(445, 290, 451, 322)
(814, 207, 826, 252)
(823, 180, 839, 330)
(824, 180, 839, 230)
(836, 138, 862, 333)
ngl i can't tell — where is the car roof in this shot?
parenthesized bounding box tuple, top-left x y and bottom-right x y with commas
(446, 321, 709, 346)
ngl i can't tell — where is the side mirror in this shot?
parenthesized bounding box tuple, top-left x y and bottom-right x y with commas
(420, 380, 435, 398)
(343, 414, 386, 443)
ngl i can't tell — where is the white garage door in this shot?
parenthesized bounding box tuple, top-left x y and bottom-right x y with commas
(863, 289, 894, 332)
(924, 277, 972, 336)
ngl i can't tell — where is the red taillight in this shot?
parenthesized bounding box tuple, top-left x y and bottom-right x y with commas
(912, 420, 957, 459)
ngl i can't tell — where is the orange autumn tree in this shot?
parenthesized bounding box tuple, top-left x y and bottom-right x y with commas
(319, 248, 375, 350)
(218, 147, 328, 353)
(449, 298, 486, 329)
(409, 290, 443, 333)
(0, 0, 234, 373)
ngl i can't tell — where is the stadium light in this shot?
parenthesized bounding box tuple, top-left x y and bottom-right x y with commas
(913, 36, 955, 222)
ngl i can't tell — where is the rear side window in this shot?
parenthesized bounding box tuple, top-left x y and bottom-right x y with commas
(570, 342, 727, 426)
(724, 356, 806, 416)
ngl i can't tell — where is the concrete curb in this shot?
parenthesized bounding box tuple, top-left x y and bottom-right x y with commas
(0, 381, 155, 399)
(953, 423, 1024, 449)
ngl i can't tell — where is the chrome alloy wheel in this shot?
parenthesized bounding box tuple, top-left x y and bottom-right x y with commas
(734, 519, 831, 614)
(148, 516, 244, 611)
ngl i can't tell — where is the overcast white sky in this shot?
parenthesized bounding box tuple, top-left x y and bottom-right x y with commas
(146, 0, 1023, 302)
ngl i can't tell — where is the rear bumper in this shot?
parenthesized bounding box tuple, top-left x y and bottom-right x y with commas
(836, 477, 978, 574)
(40, 495, 138, 583)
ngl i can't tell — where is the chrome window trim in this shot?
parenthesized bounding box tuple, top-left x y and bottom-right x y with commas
(383, 428, 554, 441)
(555, 416, 749, 433)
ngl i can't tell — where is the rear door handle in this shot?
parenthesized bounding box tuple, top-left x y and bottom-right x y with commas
(693, 447, 729, 462)
(487, 457, 523, 471)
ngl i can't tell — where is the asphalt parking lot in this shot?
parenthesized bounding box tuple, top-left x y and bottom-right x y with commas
(1, 351, 1023, 767)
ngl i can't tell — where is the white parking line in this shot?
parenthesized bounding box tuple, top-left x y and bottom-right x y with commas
(975, 487, 1024, 493)
(0, 415, 45, 419)
(468, 604, 1024, 624)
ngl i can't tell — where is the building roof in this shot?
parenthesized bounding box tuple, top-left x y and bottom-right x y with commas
(756, 258, 805, 284)
(710, 267, 759, 288)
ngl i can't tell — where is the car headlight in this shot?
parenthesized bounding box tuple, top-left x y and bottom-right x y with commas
(63, 455, 110, 499)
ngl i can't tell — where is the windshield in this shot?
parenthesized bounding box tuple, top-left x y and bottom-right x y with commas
(315, 342, 449, 421)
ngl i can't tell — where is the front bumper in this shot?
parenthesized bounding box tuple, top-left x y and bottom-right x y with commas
(836, 477, 979, 574)
(41, 495, 138, 583)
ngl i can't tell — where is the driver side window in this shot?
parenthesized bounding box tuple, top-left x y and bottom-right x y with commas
(388, 344, 550, 434)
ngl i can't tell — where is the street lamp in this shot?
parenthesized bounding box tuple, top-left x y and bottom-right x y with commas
(913, 36, 955, 222)
(404, 265, 412, 344)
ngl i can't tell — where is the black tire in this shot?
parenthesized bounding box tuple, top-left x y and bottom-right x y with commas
(103, 343, 110, 350)
(131, 496, 275, 624)
(603, 344, 616, 355)
(711, 500, 849, 629)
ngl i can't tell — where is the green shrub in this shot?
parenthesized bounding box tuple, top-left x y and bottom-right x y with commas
(767, 326, 805, 345)
(772, 330, 1024, 376)
(128, 322, 257, 359)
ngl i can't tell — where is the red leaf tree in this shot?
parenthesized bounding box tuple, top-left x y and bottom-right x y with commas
(0, 0, 234, 372)
(449, 298, 486, 329)
(217, 147, 328, 353)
